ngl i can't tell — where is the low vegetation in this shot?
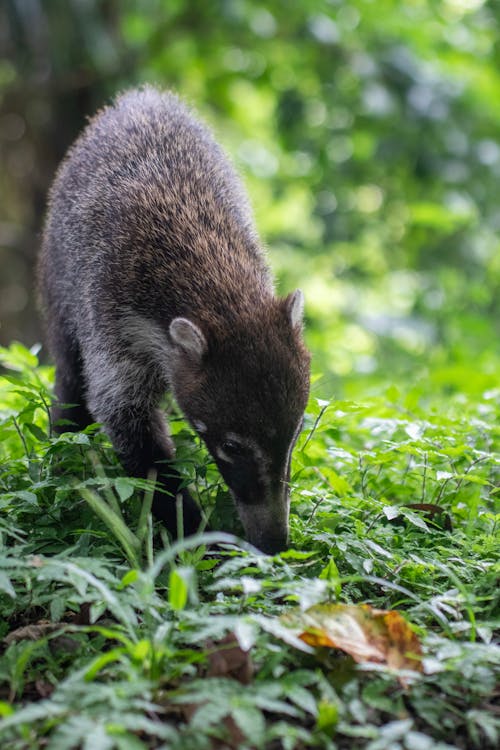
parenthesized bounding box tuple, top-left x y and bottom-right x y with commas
(0, 341, 498, 749)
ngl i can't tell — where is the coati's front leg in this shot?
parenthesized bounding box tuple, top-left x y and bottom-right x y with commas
(85, 359, 202, 538)
(110, 406, 202, 536)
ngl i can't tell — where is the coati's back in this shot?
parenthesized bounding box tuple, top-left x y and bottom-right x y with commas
(40, 87, 273, 330)
(39, 87, 310, 554)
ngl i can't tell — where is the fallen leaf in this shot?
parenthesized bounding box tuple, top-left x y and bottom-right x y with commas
(175, 633, 255, 748)
(180, 702, 246, 750)
(281, 603, 422, 685)
(206, 632, 253, 684)
(35, 679, 54, 698)
(404, 503, 453, 531)
(4, 622, 61, 645)
(4, 622, 80, 655)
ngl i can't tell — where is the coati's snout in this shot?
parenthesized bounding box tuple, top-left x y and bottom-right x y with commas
(203, 431, 296, 554)
(229, 476, 292, 555)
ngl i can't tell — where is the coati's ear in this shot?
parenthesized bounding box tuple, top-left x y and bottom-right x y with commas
(284, 289, 304, 330)
(169, 318, 207, 360)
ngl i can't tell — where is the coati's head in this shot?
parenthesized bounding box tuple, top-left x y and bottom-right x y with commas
(169, 290, 310, 554)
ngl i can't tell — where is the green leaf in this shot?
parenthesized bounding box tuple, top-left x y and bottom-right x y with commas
(121, 570, 139, 587)
(400, 508, 431, 532)
(50, 596, 66, 623)
(0, 342, 39, 370)
(24, 422, 48, 441)
(316, 699, 338, 731)
(84, 648, 127, 681)
(319, 558, 341, 597)
(80, 488, 140, 568)
(115, 478, 135, 503)
(168, 567, 189, 611)
(14, 490, 38, 506)
(232, 705, 265, 745)
(83, 722, 114, 750)
(0, 701, 14, 718)
(0, 572, 16, 598)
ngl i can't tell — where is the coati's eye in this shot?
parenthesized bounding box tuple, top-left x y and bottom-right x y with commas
(220, 439, 245, 457)
(216, 434, 257, 465)
(215, 437, 250, 465)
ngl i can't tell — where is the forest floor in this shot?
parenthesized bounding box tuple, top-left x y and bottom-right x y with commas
(0, 342, 498, 750)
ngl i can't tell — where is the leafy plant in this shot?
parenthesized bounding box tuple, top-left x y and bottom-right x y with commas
(0, 343, 498, 749)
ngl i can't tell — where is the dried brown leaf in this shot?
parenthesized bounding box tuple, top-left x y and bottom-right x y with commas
(206, 632, 253, 684)
(282, 603, 422, 685)
(4, 622, 61, 645)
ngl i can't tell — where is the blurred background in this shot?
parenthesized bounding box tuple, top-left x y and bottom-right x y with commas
(1, 0, 499, 398)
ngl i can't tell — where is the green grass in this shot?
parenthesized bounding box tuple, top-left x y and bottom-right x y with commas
(0, 341, 498, 750)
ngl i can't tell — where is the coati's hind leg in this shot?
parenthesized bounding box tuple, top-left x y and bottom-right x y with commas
(85, 358, 202, 539)
(49, 326, 93, 433)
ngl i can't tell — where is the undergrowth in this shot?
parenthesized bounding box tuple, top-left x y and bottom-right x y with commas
(0, 342, 498, 749)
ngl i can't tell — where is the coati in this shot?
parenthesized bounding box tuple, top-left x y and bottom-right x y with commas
(37, 86, 311, 554)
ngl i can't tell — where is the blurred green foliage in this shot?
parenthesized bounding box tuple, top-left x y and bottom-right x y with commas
(1, 0, 499, 394)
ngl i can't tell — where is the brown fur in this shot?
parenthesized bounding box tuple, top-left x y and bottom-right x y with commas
(38, 87, 310, 553)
